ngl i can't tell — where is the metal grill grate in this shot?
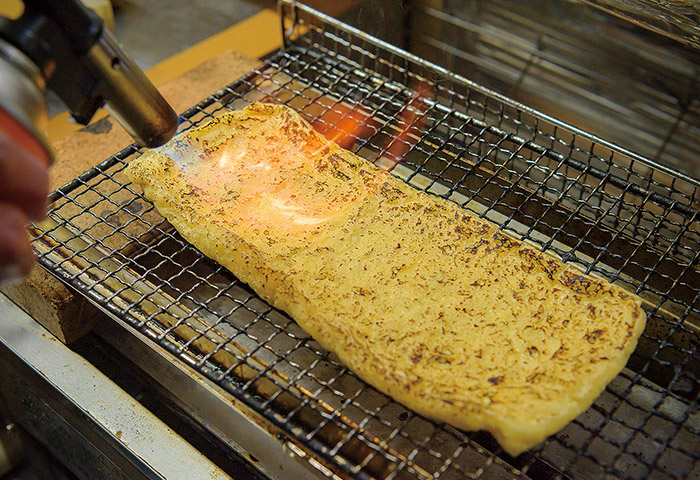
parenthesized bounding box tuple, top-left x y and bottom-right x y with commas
(406, 0, 700, 180)
(31, 2, 698, 479)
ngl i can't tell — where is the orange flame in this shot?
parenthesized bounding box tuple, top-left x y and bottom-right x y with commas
(310, 82, 432, 170)
(312, 103, 375, 150)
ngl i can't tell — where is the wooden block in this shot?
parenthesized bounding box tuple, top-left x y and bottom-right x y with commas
(2, 50, 261, 344)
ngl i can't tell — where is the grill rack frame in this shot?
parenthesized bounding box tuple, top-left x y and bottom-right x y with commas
(30, 2, 698, 479)
(404, 0, 700, 180)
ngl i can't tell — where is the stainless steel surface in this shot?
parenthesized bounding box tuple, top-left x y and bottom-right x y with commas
(95, 311, 328, 480)
(88, 28, 178, 148)
(0, 292, 231, 480)
(28, 1, 699, 479)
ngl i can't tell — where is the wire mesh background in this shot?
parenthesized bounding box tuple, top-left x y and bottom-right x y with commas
(404, 0, 700, 181)
(31, 2, 698, 479)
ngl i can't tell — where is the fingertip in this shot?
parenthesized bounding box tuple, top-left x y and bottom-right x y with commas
(0, 249, 34, 285)
(0, 136, 51, 221)
(0, 203, 35, 284)
(28, 167, 50, 221)
(22, 150, 50, 221)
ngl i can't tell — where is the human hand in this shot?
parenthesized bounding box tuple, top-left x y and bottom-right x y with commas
(0, 129, 49, 284)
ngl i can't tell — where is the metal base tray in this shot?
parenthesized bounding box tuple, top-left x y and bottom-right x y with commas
(31, 2, 698, 479)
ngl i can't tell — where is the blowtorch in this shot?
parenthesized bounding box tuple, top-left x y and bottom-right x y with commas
(0, 0, 178, 166)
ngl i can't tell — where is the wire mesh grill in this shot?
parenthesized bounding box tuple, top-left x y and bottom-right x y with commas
(405, 0, 700, 181)
(31, 2, 698, 479)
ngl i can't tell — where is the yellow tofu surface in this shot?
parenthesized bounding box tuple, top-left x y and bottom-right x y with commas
(125, 102, 646, 456)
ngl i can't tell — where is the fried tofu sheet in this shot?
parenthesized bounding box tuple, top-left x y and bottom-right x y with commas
(125, 102, 646, 455)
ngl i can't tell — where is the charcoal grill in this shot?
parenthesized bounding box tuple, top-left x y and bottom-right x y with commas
(29, 1, 699, 479)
